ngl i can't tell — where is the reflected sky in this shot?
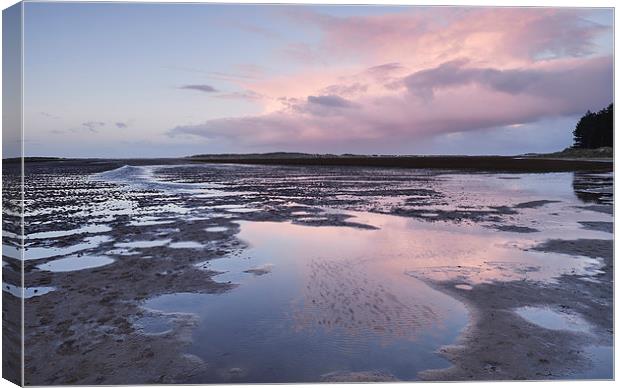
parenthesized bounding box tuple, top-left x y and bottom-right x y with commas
(145, 215, 468, 383)
(144, 205, 610, 382)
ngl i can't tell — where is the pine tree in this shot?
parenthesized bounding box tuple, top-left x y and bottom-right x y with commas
(572, 104, 613, 149)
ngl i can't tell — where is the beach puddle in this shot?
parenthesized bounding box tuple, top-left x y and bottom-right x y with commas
(26, 225, 112, 240)
(169, 241, 205, 249)
(205, 226, 230, 233)
(3, 283, 56, 299)
(134, 316, 172, 335)
(291, 211, 315, 216)
(2, 243, 21, 260)
(226, 208, 259, 213)
(115, 239, 171, 249)
(515, 306, 591, 332)
(37, 255, 114, 272)
(129, 218, 175, 226)
(23, 235, 112, 260)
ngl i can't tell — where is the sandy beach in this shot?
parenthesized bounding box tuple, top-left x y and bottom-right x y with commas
(2, 158, 613, 384)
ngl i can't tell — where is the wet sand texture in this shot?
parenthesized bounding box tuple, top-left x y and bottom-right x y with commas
(417, 239, 613, 380)
(2, 162, 23, 386)
(2, 159, 613, 384)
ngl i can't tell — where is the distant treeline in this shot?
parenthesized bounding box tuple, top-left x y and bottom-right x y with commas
(187, 152, 385, 160)
(187, 155, 611, 172)
(573, 103, 613, 149)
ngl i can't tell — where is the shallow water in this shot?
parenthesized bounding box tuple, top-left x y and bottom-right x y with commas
(114, 239, 171, 249)
(515, 306, 591, 332)
(26, 224, 112, 240)
(37, 255, 114, 273)
(146, 219, 468, 382)
(134, 315, 173, 335)
(13, 163, 614, 382)
(2, 283, 55, 298)
(515, 306, 612, 379)
(205, 226, 230, 233)
(169, 241, 205, 249)
(147, 208, 609, 381)
(23, 235, 112, 261)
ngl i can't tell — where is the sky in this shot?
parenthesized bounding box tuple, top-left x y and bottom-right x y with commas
(10, 2, 615, 157)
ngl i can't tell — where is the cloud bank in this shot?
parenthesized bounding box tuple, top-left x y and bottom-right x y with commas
(170, 8, 612, 153)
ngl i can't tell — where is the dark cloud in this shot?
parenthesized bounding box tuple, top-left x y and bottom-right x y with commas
(82, 121, 105, 132)
(403, 56, 612, 102)
(366, 63, 404, 75)
(179, 84, 219, 93)
(115, 122, 128, 129)
(307, 95, 355, 108)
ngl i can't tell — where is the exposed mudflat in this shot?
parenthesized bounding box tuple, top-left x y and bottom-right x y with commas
(1, 159, 613, 384)
(415, 238, 613, 380)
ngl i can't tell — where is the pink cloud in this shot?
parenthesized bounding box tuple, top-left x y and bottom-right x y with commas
(170, 8, 612, 152)
(288, 7, 609, 67)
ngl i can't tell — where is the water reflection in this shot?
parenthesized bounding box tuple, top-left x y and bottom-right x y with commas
(143, 205, 610, 382)
(293, 258, 437, 342)
(572, 172, 613, 204)
(145, 217, 469, 382)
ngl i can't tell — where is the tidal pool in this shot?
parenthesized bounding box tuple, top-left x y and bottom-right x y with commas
(515, 306, 591, 332)
(22, 235, 112, 261)
(3, 283, 56, 299)
(26, 224, 112, 240)
(205, 226, 230, 233)
(36, 254, 114, 272)
(146, 215, 470, 383)
(144, 202, 611, 382)
(115, 239, 171, 249)
(169, 241, 205, 249)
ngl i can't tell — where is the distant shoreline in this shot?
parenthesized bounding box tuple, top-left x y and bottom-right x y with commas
(187, 155, 612, 172)
(4, 155, 612, 173)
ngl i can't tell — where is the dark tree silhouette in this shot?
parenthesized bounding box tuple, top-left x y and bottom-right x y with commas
(572, 103, 613, 149)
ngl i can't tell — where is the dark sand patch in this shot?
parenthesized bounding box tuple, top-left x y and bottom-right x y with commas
(243, 265, 273, 276)
(320, 370, 399, 382)
(514, 200, 560, 209)
(529, 238, 612, 260)
(492, 225, 540, 233)
(188, 155, 612, 173)
(578, 221, 613, 234)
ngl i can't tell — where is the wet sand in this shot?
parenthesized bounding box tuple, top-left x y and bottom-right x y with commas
(415, 238, 613, 380)
(2, 159, 613, 384)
